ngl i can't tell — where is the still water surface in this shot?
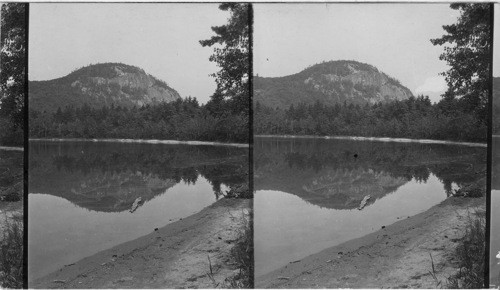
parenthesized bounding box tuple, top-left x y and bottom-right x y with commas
(28, 141, 248, 281)
(255, 137, 485, 277)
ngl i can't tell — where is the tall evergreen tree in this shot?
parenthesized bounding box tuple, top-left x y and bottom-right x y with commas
(200, 3, 250, 115)
(431, 3, 491, 121)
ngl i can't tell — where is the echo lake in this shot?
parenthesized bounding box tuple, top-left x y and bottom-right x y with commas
(28, 141, 248, 281)
(254, 136, 486, 277)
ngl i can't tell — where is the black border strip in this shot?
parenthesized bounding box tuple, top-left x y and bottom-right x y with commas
(247, 3, 255, 288)
(486, 2, 494, 288)
(23, 3, 29, 289)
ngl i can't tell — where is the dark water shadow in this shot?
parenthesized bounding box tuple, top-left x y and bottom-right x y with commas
(255, 137, 485, 210)
(29, 141, 248, 212)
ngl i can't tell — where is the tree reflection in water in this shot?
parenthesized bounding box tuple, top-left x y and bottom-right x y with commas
(29, 141, 248, 212)
(255, 137, 486, 210)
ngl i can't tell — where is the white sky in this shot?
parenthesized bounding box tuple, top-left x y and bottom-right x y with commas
(21, 3, 500, 104)
(29, 3, 228, 104)
(254, 3, 461, 103)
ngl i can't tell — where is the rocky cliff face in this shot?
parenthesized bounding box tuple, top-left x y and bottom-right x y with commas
(254, 60, 413, 108)
(29, 63, 181, 112)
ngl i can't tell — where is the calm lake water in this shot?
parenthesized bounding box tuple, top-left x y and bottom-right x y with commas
(490, 136, 500, 287)
(28, 141, 248, 281)
(254, 137, 486, 277)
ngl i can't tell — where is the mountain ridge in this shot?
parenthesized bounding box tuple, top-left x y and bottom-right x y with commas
(29, 63, 181, 112)
(254, 60, 414, 108)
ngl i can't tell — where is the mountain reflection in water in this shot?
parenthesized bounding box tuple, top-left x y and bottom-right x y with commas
(29, 141, 248, 212)
(254, 137, 485, 276)
(255, 137, 485, 210)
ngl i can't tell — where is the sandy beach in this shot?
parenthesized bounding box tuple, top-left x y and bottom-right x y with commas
(257, 196, 485, 288)
(31, 198, 251, 289)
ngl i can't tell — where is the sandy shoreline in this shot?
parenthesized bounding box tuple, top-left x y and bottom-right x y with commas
(31, 198, 251, 289)
(257, 196, 485, 288)
(0, 146, 23, 151)
(29, 138, 249, 148)
(255, 134, 487, 147)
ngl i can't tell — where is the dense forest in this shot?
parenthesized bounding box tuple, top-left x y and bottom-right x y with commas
(0, 116, 23, 146)
(255, 94, 487, 143)
(29, 97, 249, 143)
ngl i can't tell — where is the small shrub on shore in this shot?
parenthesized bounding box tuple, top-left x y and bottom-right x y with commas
(446, 210, 485, 288)
(225, 184, 252, 199)
(452, 178, 486, 198)
(0, 216, 23, 289)
(0, 187, 22, 202)
(227, 211, 253, 288)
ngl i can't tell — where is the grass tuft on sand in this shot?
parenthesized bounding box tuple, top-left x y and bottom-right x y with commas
(226, 210, 253, 288)
(0, 216, 23, 289)
(446, 209, 485, 289)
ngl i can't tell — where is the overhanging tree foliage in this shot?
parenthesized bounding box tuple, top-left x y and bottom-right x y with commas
(0, 3, 26, 145)
(430, 3, 491, 122)
(0, 3, 26, 127)
(200, 3, 250, 115)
